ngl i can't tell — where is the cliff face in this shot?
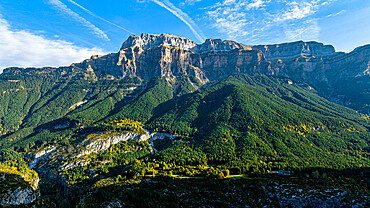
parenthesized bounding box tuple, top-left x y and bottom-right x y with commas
(120, 33, 251, 54)
(121, 33, 197, 51)
(252, 41, 336, 60)
(77, 43, 209, 84)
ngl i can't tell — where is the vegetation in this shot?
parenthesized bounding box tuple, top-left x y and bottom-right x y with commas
(0, 67, 369, 207)
(0, 162, 39, 189)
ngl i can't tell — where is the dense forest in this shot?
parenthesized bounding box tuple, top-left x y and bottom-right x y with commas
(0, 67, 369, 207)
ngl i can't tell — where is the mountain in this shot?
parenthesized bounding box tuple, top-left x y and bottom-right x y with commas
(62, 33, 370, 113)
(0, 33, 369, 207)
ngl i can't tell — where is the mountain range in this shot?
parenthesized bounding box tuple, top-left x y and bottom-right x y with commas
(0, 33, 369, 207)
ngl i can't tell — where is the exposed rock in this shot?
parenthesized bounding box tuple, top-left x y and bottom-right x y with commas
(0, 173, 40, 206)
(27, 130, 179, 171)
(78, 132, 141, 158)
(76, 44, 209, 84)
(194, 38, 252, 53)
(121, 33, 197, 51)
(27, 145, 58, 169)
(252, 41, 336, 60)
(148, 132, 178, 141)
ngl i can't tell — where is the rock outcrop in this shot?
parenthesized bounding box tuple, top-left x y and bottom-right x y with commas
(252, 41, 337, 60)
(194, 38, 251, 53)
(0, 172, 40, 207)
(29, 130, 178, 172)
(120, 33, 251, 54)
(121, 33, 197, 51)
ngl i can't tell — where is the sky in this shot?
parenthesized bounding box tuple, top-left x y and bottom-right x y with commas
(0, 0, 369, 72)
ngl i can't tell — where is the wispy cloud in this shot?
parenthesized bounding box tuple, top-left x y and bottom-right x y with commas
(67, 0, 135, 35)
(284, 19, 320, 40)
(206, 0, 268, 40)
(276, 2, 317, 22)
(149, 0, 206, 42)
(0, 16, 104, 72)
(180, 0, 203, 6)
(326, 9, 346, 17)
(47, 0, 109, 41)
(206, 0, 331, 44)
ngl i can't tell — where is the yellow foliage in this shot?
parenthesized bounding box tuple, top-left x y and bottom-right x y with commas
(0, 164, 39, 190)
(107, 119, 146, 135)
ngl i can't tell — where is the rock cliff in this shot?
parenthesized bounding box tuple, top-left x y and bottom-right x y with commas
(0, 170, 40, 207)
(252, 41, 336, 60)
(120, 33, 251, 54)
(29, 130, 178, 172)
(121, 33, 197, 51)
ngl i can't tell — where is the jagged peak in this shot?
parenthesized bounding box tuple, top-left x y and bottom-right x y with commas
(120, 33, 196, 51)
(120, 33, 253, 54)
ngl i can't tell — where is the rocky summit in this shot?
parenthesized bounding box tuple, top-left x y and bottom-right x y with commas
(56, 33, 370, 114)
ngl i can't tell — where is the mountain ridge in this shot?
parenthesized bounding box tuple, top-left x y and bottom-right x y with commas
(119, 33, 338, 58)
(2, 33, 369, 115)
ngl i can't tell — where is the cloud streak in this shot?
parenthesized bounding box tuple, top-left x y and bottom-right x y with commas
(326, 9, 346, 17)
(47, 0, 109, 41)
(150, 0, 205, 42)
(67, 0, 135, 35)
(0, 16, 104, 72)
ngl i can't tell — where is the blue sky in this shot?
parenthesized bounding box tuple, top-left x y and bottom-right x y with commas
(0, 0, 369, 71)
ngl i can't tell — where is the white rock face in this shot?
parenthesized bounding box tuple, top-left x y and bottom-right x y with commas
(34, 145, 57, 159)
(76, 131, 177, 158)
(28, 145, 58, 169)
(30, 129, 179, 171)
(79, 132, 141, 157)
(194, 38, 251, 54)
(252, 41, 336, 60)
(121, 33, 250, 54)
(121, 33, 197, 51)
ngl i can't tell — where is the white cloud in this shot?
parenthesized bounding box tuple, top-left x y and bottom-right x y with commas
(0, 17, 104, 72)
(180, 0, 203, 6)
(207, 7, 249, 39)
(276, 2, 317, 22)
(206, 0, 330, 44)
(326, 9, 346, 17)
(206, 0, 268, 40)
(150, 0, 206, 42)
(247, 0, 265, 9)
(67, 0, 135, 35)
(47, 0, 109, 41)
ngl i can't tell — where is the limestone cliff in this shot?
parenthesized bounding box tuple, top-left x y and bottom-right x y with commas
(121, 33, 197, 51)
(252, 41, 336, 60)
(76, 44, 209, 84)
(4, 33, 369, 113)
